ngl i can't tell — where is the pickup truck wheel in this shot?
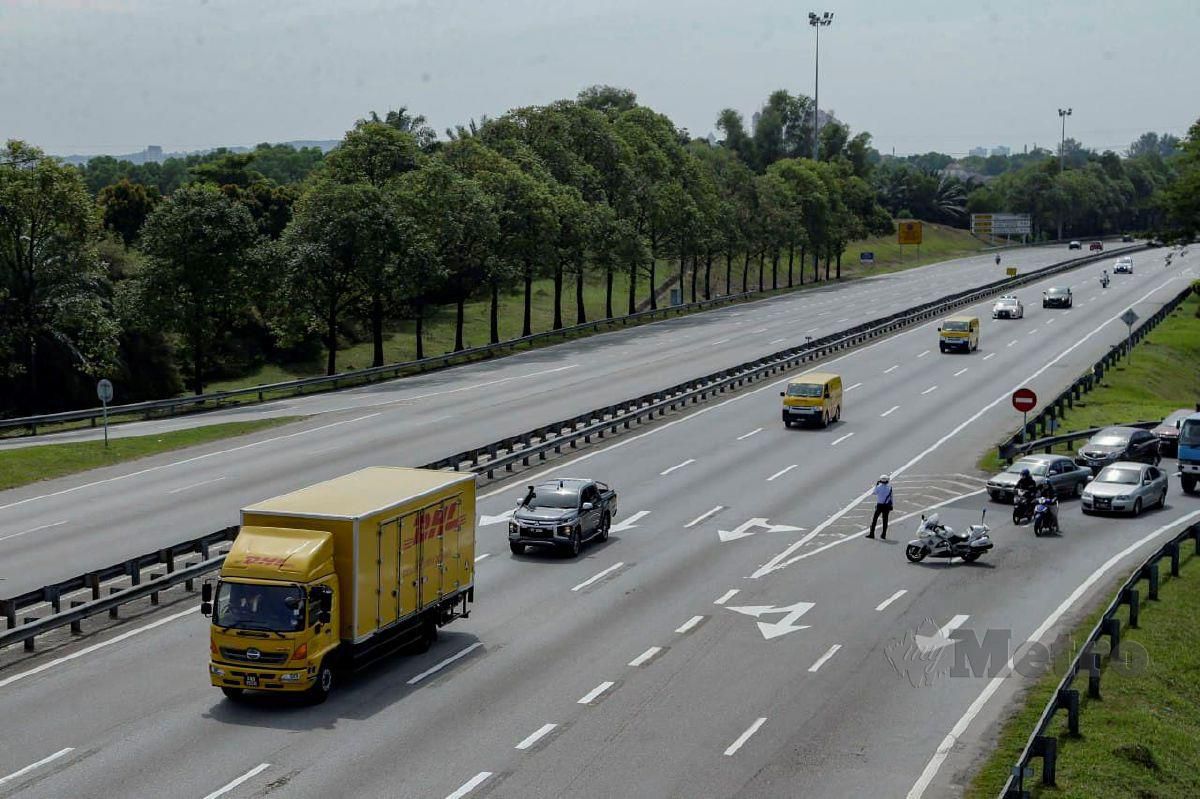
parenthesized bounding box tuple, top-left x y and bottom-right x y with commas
(569, 530, 583, 557)
(509, 542, 525, 555)
(221, 687, 245, 702)
(305, 661, 335, 704)
(599, 513, 611, 542)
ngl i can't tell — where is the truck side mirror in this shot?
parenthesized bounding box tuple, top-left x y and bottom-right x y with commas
(582, 502, 595, 511)
(321, 589, 333, 614)
(201, 582, 212, 603)
(779, 391, 785, 397)
(201, 602, 213, 617)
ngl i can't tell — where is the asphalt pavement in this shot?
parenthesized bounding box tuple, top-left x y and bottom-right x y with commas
(0, 244, 1195, 799)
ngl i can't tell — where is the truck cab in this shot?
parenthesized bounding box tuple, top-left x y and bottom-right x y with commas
(1178, 411, 1200, 494)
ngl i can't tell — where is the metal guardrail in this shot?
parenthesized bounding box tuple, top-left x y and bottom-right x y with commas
(0, 245, 1137, 652)
(0, 245, 1141, 438)
(1003, 422, 1158, 463)
(997, 281, 1193, 463)
(999, 521, 1200, 797)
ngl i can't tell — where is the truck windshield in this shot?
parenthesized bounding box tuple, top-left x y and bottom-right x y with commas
(786, 383, 823, 398)
(1181, 420, 1200, 448)
(214, 582, 305, 632)
(943, 321, 970, 331)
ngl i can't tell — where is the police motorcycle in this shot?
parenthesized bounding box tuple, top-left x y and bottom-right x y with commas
(905, 510, 994, 564)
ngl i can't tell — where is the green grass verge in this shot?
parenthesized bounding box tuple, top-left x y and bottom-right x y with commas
(978, 294, 1200, 474)
(966, 547, 1200, 798)
(0, 417, 298, 491)
(207, 222, 988, 393)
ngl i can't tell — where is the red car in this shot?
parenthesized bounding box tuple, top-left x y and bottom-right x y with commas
(1089, 241, 1103, 251)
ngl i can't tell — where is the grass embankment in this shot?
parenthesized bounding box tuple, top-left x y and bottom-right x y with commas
(0, 417, 297, 491)
(966, 546, 1200, 798)
(207, 222, 987, 393)
(979, 294, 1200, 473)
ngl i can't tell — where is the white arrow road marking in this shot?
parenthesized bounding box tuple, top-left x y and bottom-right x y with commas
(724, 718, 768, 756)
(0, 748, 74, 787)
(915, 615, 970, 654)
(478, 508, 515, 526)
(660, 459, 695, 475)
(727, 601, 814, 639)
(718, 518, 804, 543)
(609, 511, 649, 533)
(808, 644, 842, 672)
(685, 505, 725, 528)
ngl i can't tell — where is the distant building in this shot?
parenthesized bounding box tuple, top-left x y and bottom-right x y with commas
(144, 145, 163, 163)
(969, 146, 988, 158)
(940, 161, 993, 184)
(751, 111, 761, 135)
(990, 145, 1011, 157)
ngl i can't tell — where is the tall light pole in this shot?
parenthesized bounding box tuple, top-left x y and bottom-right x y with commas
(1057, 107, 1072, 239)
(809, 11, 833, 161)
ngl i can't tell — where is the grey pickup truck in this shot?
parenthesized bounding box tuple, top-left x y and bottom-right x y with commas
(508, 478, 618, 557)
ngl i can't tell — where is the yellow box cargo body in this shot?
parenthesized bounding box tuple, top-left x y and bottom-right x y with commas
(780, 372, 843, 428)
(206, 467, 475, 701)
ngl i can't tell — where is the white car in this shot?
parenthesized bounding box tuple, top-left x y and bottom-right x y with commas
(1114, 256, 1134, 274)
(992, 295, 1024, 319)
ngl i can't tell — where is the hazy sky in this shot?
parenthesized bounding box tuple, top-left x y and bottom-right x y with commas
(2, 0, 1196, 157)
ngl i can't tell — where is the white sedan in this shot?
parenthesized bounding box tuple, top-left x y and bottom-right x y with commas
(992, 295, 1024, 319)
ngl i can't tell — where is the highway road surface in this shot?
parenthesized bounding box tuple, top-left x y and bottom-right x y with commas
(0, 244, 1140, 595)
(0, 245, 1195, 797)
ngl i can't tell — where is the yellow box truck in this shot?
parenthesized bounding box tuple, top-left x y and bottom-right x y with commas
(202, 466, 476, 702)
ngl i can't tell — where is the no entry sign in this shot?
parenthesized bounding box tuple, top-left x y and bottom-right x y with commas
(1012, 388, 1038, 413)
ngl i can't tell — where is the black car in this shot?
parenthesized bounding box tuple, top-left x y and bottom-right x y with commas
(1075, 426, 1160, 473)
(509, 478, 618, 557)
(1121, 234, 1134, 242)
(1042, 287, 1073, 308)
(1152, 409, 1194, 457)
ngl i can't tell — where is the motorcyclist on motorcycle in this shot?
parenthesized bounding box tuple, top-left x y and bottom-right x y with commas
(1036, 480, 1058, 527)
(1015, 468, 1037, 495)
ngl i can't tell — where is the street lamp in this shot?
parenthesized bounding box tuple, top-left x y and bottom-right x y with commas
(1057, 107, 1072, 239)
(809, 11, 834, 161)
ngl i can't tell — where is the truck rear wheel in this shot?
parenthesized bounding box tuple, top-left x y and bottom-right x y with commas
(1183, 474, 1197, 495)
(305, 661, 335, 704)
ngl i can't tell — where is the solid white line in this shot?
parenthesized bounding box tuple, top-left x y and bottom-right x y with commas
(0, 606, 199, 690)
(906, 506, 1200, 799)
(767, 464, 798, 482)
(166, 475, 225, 495)
(875, 589, 907, 612)
(675, 615, 705, 634)
(445, 772, 493, 799)
(685, 506, 724, 528)
(724, 718, 768, 756)
(578, 681, 615, 704)
(737, 427, 763, 440)
(406, 642, 484, 685)
(884, 365, 900, 373)
(846, 382, 863, 391)
(660, 458, 695, 476)
(0, 413, 382, 513)
(880, 405, 900, 418)
(953, 368, 968, 377)
(515, 723, 557, 750)
(0, 748, 74, 787)
(571, 562, 626, 592)
(921, 385, 938, 395)
(808, 644, 842, 672)
(917, 350, 930, 358)
(0, 519, 67, 543)
(202, 763, 271, 799)
(714, 589, 740, 605)
(831, 432, 855, 446)
(983, 353, 996, 361)
(628, 646, 663, 667)
(474, 553, 490, 563)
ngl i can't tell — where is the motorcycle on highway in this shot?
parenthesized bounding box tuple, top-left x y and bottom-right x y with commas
(1033, 494, 1059, 536)
(1012, 488, 1036, 526)
(905, 511, 994, 564)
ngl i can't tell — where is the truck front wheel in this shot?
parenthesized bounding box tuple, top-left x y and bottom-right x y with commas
(509, 542, 525, 555)
(305, 661, 335, 704)
(1183, 474, 1197, 495)
(221, 687, 245, 702)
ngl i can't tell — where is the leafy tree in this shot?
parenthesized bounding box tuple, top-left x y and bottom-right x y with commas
(577, 85, 638, 115)
(139, 184, 258, 394)
(97, 178, 160, 246)
(0, 141, 120, 413)
(1164, 120, 1200, 240)
(189, 152, 263, 188)
(365, 106, 439, 151)
(324, 121, 423, 188)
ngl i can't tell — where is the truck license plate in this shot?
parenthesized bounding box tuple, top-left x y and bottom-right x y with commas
(245, 674, 258, 687)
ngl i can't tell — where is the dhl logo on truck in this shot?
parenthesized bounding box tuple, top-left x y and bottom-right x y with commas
(406, 499, 465, 549)
(242, 554, 288, 567)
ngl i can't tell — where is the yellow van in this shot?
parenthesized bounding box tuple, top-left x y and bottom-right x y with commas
(939, 315, 980, 353)
(780, 372, 843, 428)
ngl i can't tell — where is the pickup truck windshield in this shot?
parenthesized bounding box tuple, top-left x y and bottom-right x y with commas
(526, 491, 579, 509)
(214, 582, 304, 632)
(943, 321, 970, 331)
(1181, 420, 1200, 447)
(786, 383, 823, 397)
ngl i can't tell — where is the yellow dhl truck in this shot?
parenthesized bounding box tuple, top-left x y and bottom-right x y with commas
(202, 466, 476, 702)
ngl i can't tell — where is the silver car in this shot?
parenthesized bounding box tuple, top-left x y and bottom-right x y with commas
(1081, 461, 1169, 515)
(987, 454, 1091, 501)
(1114, 256, 1134, 274)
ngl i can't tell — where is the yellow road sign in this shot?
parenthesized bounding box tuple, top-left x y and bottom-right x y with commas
(898, 221, 923, 245)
